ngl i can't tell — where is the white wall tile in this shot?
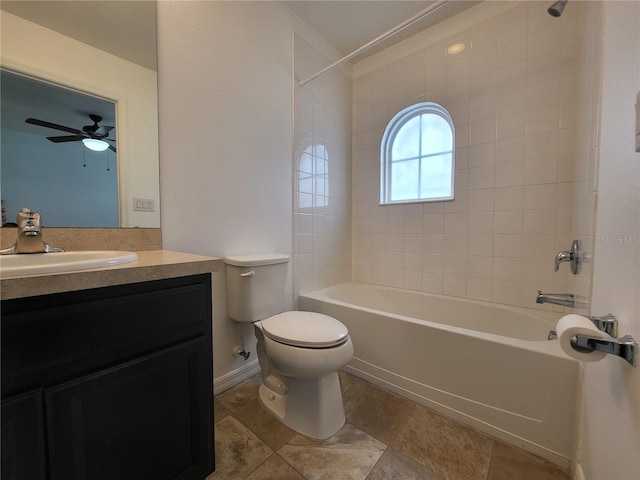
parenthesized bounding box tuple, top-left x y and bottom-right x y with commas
(467, 211, 494, 234)
(467, 255, 493, 278)
(497, 4, 528, 45)
(497, 111, 526, 140)
(423, 213, 445, 233)
(468, 165, 495, 190)
(468, 189, 495, 211)
(422, 273, 444, 294)
(444, 213, 468, 233)
(494, 186, 524, 211)
(443, 234, 467, 255)
(494, 234, 523, 258)
(351, 0, 588, 306)
(496, 137, 525, 164)
(469, 118, 497, 145)
(422, 234, 444, 254)
(443, 275, 467, 297)
(467, 277, 493, 301)
(467, 234, 493, 256)
(468, 143, 496, 168)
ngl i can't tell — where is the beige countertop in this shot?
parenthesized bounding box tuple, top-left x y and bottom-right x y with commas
(1, 250, 223, 300)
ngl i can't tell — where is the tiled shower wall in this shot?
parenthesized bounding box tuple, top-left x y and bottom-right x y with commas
(293, 34, 352, 299)
(351, 1, 592, 310)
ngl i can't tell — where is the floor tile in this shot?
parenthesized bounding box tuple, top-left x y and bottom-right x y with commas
(216, 374, 262, 412)
(244, 454, 305, 480)
(487, 441, 569, 480)
(213, 397, 230, 424)
(206, 415, 272, 480)
(339, 370, 359, 393)
(233, 398, 297, 450)
(390, 404, 494, 480)
(365, 448, 445, 480)
(213, 371, 569, 480)
(343, 380, 416, 444)
(278, 423, 386, 480)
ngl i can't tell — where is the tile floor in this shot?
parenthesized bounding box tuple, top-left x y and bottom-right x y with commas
(209, 372, 569, 480)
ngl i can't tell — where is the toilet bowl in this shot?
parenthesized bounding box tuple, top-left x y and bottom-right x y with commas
(225, 254, 353, 439)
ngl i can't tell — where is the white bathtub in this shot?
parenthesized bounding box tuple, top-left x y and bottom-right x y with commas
(299, 282, 578, 468)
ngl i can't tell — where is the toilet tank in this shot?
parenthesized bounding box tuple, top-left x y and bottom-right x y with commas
(225, 254, 289, 322)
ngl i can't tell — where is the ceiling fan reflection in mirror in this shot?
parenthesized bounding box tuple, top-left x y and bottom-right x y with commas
(25, 114, 116, 152)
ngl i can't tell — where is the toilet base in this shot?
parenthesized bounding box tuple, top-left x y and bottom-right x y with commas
(258, 372, 345, 440)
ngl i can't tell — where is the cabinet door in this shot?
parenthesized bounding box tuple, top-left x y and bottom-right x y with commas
(45, 338, 214, 480)
(1, 389, 47, 480)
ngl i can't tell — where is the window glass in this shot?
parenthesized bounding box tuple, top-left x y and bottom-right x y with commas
(298, 143, 329, 209)
(392, 116, 420, 159)
(381, 102, 455, 204)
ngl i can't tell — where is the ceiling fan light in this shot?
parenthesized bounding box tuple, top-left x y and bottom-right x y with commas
(82, 138, 109, 152)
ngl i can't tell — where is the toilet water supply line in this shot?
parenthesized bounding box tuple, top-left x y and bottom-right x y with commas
(298, 0, 451, 87)
(234, 325, 251, 360)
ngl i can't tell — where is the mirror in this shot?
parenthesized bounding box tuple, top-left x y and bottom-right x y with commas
(0, 1, 159, 228)
(2, 69, 119, 227)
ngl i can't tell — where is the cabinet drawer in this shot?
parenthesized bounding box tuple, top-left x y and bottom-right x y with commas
(1, 275, 212, 397)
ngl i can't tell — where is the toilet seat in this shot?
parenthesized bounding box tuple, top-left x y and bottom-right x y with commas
(261, 311, 349, 348)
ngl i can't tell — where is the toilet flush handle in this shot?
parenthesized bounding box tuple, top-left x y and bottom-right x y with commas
(240, 271, 255, 277)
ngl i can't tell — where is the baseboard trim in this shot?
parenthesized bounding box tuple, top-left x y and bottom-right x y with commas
(213, 360, 261, 395)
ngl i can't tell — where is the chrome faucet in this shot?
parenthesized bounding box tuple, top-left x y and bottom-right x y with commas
(0, 208, 64, 254)
(536, 291, 585, 308)
(554, 239, 592, 275)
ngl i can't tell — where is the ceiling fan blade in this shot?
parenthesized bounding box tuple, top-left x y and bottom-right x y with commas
(26, 118, 83, 135)
(47, 135, 86, 143)
(109, 144, 117, 153)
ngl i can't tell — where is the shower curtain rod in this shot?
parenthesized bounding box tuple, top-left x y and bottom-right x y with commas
(298, 0, 451, 87)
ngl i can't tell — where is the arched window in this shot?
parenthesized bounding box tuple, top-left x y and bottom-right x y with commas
(380, 102, 455, 204)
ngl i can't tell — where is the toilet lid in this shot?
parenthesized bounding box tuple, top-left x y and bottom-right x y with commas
(261, 311, 349, 348)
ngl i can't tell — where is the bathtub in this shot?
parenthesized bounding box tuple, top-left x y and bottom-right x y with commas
(298, 282, 578, 468)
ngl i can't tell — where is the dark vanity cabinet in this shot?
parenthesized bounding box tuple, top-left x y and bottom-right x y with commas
(1, 274, 215, 480)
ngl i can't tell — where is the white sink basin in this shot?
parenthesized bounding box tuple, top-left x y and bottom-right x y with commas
(0, 251, 139, 277)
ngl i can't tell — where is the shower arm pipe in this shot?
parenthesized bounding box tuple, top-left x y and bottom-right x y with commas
(298, 0, 451, 87)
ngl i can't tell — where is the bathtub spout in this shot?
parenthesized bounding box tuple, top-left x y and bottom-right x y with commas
(536, 291, 586, 308)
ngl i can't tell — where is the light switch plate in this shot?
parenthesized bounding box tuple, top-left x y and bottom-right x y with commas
(133, 197, 155, 212)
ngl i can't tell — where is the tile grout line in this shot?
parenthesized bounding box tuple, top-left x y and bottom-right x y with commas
(484, 440, 496, 480)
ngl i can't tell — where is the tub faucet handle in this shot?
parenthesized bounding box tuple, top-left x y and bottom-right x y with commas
(554, 239, 582, 274)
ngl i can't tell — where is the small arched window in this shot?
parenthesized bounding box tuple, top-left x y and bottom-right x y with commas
(380, 102, 455, 204)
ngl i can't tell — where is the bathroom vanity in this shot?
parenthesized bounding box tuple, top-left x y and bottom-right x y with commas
(0, 251, 221, 480)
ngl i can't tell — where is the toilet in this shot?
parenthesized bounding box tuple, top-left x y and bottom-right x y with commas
(225, 254, 353, 439)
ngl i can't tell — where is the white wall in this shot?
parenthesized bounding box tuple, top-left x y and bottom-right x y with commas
(158, 1, 354, 389)
(158, 1, 295, 389)
(576, 2, 640, 479)
(0, 12, 159, 228)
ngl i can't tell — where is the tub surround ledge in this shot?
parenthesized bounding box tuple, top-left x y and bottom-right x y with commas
(1, 250, 223, 300)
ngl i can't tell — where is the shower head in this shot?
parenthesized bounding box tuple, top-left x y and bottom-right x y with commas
(548, 0, 568, 17)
